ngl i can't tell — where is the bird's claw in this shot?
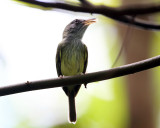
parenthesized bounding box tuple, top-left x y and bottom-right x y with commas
(59, 75, 63, 78)
(80, 73, 84, 75)
(26, 81, 30, 85)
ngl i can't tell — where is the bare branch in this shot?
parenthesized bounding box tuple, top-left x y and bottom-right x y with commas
(16, 0, 160, 15)
(118, 3, 160, 15)
(14, 0, 160, 30)
(1, 55, 160, 97)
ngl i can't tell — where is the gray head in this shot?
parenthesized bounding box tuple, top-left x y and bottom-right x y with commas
(63, 18, 96, 39)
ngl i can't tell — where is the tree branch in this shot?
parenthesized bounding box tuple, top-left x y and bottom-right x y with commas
(118, 3, 160, 15)
(15, 0, 160, 30)
(1, 55, 160, 97)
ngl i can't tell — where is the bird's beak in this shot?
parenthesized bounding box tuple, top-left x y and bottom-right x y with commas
(84, 18, 96, 26)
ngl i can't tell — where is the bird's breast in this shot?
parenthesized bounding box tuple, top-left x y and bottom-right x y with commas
(61, 42, 85, 76)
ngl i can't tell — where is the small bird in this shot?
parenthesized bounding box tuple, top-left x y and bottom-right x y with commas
(56, 18, 96, 123)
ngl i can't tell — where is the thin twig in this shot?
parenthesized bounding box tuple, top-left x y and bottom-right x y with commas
(112, 16, 135, 67)
(112, 25, 132, 67)
(1, 55, 160, 97)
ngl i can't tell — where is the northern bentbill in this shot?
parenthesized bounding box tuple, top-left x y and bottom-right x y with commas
(56, 18, 96, 123)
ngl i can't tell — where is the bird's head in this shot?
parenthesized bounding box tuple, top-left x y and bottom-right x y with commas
(63, 18, 96, 39)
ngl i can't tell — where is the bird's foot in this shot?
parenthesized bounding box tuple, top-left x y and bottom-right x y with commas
(80, 73, 84, 75)
(26, 81, 30, 85)
(59, 75, 63, 79)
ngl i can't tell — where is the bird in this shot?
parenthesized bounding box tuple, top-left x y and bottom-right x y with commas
(56, 18, 96, 123)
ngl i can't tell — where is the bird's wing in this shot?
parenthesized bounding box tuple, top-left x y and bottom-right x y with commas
(56, 43, 63, 77)
(83, 44, 88, 73)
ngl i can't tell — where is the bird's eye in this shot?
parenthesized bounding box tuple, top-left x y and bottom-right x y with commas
(75, 19, 79, 24)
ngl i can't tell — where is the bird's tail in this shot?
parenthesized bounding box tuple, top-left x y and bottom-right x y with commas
(68, 92, 76, 123)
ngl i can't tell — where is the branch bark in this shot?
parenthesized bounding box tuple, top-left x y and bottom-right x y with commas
(1, 55, 160, 97)
(15, 0, 160, 30)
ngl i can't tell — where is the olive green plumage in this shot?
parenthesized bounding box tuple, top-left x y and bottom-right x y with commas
(56, 18, 95, 123)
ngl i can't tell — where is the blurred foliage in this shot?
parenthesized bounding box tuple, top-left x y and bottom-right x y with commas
(150, 14, 160, 125)
(15, 119, 33, 128)
(88, 0, 120, 6)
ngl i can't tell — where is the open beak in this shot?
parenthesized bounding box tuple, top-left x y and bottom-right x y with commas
(84, 18, 96, 26)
